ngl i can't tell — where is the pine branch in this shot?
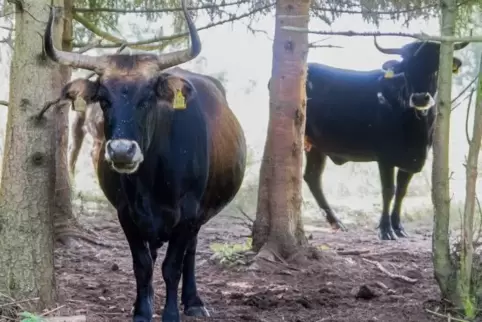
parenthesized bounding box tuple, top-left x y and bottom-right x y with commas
(0, 100, 8, 106)
(73, 12, 185, 51)
(73, 2, 274, 49)
(280, 27, 482, 43)
(311, 3, 438, 15)
(73, 0, 250, 13)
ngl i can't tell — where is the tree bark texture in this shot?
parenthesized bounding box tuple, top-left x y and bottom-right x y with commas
(252, 0, 311, 259)
(0, 1, 60, 311)
(53, 0, 78, 246)
(457, 52, 482, 318)
(431, 0, 461, 311)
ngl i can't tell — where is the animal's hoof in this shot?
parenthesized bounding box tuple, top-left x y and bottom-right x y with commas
(162, 311, 180, 322)
(133, 317, 151, 322)
(185, 306, 210, 317)
(330, 221, 348, 232)
(378, 228, 398, 241)
(393, 226, 409, 238)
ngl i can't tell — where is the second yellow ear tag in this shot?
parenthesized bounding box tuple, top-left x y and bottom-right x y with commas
(173, 89, 186, 110)
(73, 97, 86, 112)
(384, 69, 394, 78)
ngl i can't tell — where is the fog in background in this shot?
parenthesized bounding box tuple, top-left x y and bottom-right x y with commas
(0, 9, 477, 227)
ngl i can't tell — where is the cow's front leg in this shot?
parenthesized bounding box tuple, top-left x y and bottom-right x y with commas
(162, 195, 202, 322)
(118, 206, 155, 322)
(161, 228, 189, 322)
(181, 230, 209, 317)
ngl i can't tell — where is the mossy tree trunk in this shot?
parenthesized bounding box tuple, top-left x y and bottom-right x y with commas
(252, 0, 311, 261)
(0, 0, 61, 312)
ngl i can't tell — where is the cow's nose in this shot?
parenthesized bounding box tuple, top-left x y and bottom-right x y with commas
(105, 139, 138, 163)
(411, 92, 432, 107)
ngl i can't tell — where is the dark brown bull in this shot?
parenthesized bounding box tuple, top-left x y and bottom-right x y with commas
(43, 1, 247, 321)
(67, 74, 226, 178)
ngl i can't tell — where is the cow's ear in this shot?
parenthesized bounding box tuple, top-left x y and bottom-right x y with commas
(382, 59, 402, 71)
(156, 73, 195, 110)
(60, 78, 99, 112)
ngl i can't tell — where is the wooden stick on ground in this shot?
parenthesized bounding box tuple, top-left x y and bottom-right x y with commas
(362, 258, 417, 284)
(425, 309, 469, 322)
(44, 316, 86, 322)
(337, 249, 370, 256)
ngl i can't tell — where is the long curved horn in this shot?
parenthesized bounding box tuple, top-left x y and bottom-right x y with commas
(44, 7, 108, 73)
(454, 41, 469, 51)
(373, 36, 402, 55)
(156, 0, 202, 69)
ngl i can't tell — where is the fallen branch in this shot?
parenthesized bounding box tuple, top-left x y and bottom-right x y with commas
(425, 309, 469, 322)
(281, 27, 482, 43)
(362, 258, 417, 283)
(337, 249, 370, 255)
(373, 281, 389, 290)
(0, 297, 39, 309)
(44, 316, 86, 322)
(40, 305, 65, 317)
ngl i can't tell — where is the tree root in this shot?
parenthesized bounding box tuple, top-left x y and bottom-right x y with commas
(55, 227, 115, 248)
(362, 258, 417, 284)
(249, 244, 320, 272)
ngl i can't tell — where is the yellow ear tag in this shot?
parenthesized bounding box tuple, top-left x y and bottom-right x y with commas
(384, 69, 394, 78)
(173, 89, 186, 110)
(452, 64, 460, 74)
(73, 97, 86, 112)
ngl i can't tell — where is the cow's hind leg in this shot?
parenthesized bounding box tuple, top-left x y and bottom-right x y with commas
(377, 162, 397, 240)
(303, 149, 347, 231)
(118, 207, 155, 322)
(390, 169, 413, 238)
(181, 230, 209, 317)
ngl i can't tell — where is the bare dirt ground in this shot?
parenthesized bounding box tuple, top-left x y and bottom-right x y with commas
(51, 198, 447, 322)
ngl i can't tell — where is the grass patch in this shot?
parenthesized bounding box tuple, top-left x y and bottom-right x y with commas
(209, 238, 253, 267)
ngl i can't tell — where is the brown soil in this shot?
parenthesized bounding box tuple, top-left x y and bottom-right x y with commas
(51, 201, 445, 322)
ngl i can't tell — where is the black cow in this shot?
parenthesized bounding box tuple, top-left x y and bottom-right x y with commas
(301, 38, 468, 240)
(67, 75, 226, 178)
(43, 1, 247, 321)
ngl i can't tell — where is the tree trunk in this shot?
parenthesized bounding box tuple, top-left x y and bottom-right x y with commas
(431, 0, 456, 299)
(52, 0, 76, 246)
(0, 1, 58, 312)
(457, 52, 482, 318)
(432, 0, 482, 317)
(52, 0, 107, 247)
(251, 0, 311, 261)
